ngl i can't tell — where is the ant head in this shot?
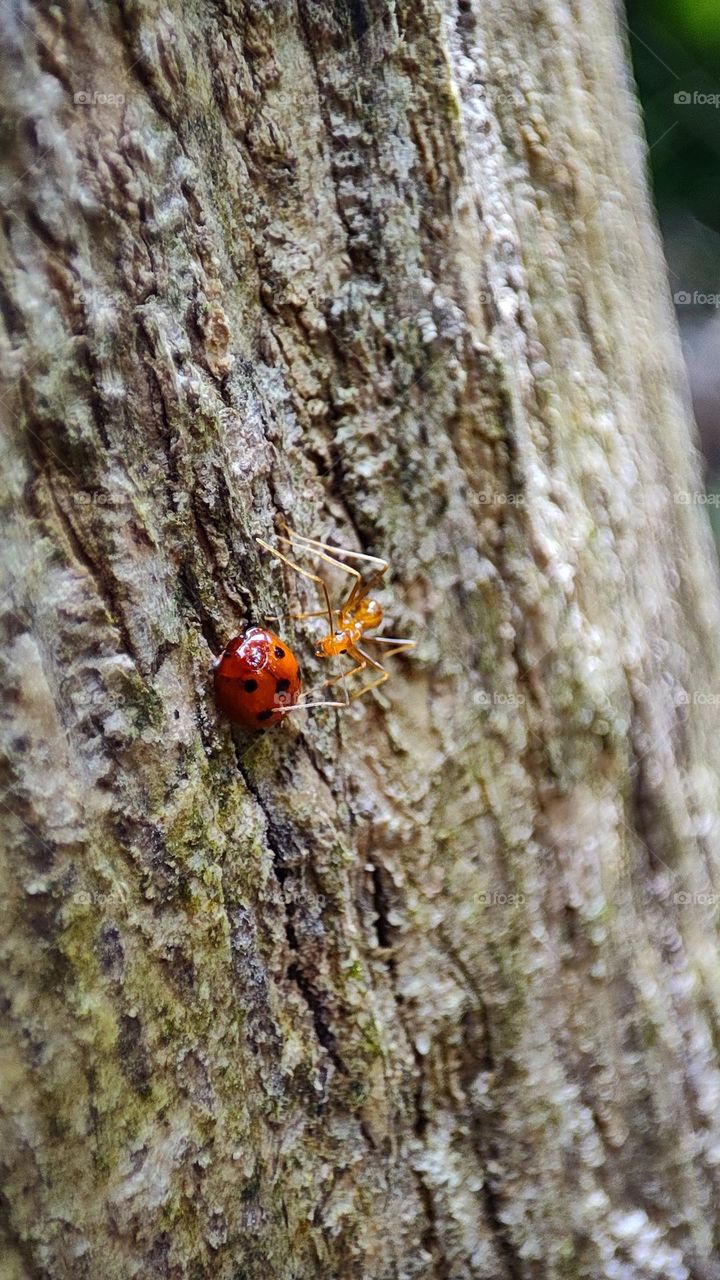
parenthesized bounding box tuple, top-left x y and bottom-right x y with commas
(316, 632, 349, 658)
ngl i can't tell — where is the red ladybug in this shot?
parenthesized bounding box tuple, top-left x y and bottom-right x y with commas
(213, 627, 301, 730)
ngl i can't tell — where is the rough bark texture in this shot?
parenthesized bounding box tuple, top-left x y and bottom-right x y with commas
(3, 1, 720, 1278)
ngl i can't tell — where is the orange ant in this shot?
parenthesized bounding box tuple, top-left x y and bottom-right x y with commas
(256, 524, 415, 710)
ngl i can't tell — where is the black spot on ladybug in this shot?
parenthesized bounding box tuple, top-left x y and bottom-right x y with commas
(243, 679, 258, 693)
(276, 678, 290, 693)
(257, 709, 273, 722)
(274, 646, 285, 659)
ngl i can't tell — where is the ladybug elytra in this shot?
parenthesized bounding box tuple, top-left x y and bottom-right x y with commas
(214, 627, 301, 730)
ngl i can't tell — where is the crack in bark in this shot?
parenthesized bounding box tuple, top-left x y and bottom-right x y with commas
(0, 1190, 44, 1280)
(234, 745, 347, 1078)
(30, 460, 142, 669)
(440, 932, 525, 1280)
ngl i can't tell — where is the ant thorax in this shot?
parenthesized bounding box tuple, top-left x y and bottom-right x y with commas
(317, 630, 355, 657)
(317, 599, 384, 658)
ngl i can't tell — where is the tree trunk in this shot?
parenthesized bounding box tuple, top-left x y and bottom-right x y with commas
(3, 1, 720, 1277)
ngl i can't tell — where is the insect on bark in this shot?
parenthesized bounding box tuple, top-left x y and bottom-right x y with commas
(256, 524, 415, 711)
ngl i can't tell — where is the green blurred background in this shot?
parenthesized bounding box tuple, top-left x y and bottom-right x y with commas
(626, 0, 720, 538)
(627, 0, 720, 234)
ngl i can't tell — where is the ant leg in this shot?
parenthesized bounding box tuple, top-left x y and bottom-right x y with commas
(281, 524, 388, 572)
(339, 646, 392, 702)
(256, 537, 334, 636)
(350, 670, 389, 701)
(271, 531, 371, 616)
(279, 527, 388, 609)
(264, 608, 331, 623)
(338, 645, 407, 706)
(274, 697, 347, 713)
(321, 657, 368, 689)
(277, 535, 363, 586)
(274, 672, 351, 714)
(363, 636, 416, 659)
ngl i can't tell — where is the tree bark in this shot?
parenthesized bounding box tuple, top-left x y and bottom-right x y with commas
(3, 1, 720, 1277)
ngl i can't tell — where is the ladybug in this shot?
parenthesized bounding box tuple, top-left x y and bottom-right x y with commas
(213, 627, 302, 730)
